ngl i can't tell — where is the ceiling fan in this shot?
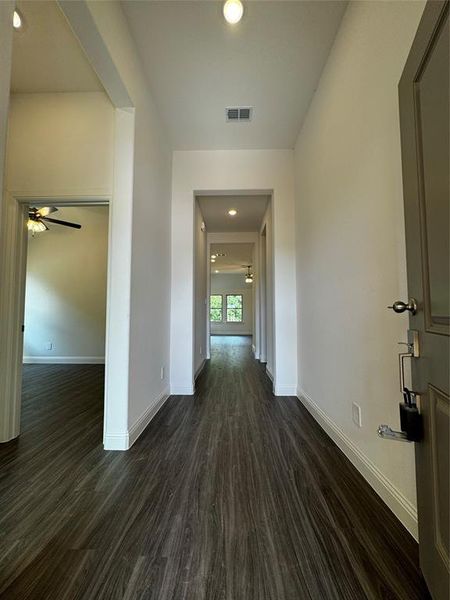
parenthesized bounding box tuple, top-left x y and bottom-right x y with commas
(27, 207, 82, 234)
(243, 265, 253, 284)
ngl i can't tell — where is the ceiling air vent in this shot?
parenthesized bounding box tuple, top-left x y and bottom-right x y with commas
(226, 106, 253, 122)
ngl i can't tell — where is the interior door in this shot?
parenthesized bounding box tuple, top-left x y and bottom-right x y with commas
(398, 2, 449, 598)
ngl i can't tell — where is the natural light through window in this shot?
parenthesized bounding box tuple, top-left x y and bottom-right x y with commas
(210, 295, 223, 322)
(226, 294, 243, 322)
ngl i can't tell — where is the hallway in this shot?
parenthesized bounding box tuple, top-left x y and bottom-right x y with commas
(0, 339, 428, 599)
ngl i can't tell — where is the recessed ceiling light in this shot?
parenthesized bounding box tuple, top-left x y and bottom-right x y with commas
(223, 0, 244, 24)
(13, 10, 22, 29)
(215, 270, 219, 274)
(228, 209, 237, 216)
(211, 254, 217, 259)
(211, 258, 216, 263)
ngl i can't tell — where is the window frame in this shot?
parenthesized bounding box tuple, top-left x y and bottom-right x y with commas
(225, 294, 243, 323)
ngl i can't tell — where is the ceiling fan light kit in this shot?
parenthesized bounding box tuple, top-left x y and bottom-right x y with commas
(27, 219, 47, 234)
(244, 265, 253, 284)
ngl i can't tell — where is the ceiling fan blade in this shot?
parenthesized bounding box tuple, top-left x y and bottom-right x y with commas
(37, 206, 58, 217)
(41, 216, 81, 229)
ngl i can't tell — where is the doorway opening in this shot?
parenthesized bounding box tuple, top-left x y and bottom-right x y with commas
(193, 192, 274, 387)
(209, 242, 255, 355)
(23, 204, 109, 367)
(18, 200, 110, 445)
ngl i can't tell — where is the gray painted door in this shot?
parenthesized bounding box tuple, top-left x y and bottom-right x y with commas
(399, 2, 449, 598)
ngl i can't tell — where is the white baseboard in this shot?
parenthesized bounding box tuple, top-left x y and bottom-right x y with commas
(170, 382, 194, 395)
(195, 359, 206, 380)
(266, 366, 274, 381)
(23, 356, 105, 364)
(274, 384, 297, 396)
(104, 387, 170, 451)
(297, 388, 418, 540)
(128, 388, 170, 448)
(103, 432, 129, 451)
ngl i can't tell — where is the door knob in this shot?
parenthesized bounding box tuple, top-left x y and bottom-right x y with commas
(388, 298, 417, 315)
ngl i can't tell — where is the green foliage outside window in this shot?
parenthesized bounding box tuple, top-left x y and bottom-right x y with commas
(226, 295, 243, 322)
(210, 295, 223, 322)
(210, 294, 244, 323)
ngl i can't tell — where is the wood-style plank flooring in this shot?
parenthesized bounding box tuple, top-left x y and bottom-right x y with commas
(0, 337, 430, 599)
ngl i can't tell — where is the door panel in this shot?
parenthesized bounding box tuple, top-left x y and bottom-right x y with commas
(428, 386, 449, 565)
(399, 2, 450, 599)
(414, 7, 449, 332)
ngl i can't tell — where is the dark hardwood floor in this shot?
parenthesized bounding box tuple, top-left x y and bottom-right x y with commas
(0, 338, 429, 599)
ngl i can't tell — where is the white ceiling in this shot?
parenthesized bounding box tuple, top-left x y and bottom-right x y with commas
(122, 0, 347, 150)
(11, 1, 103, 93)
(211, 242, 254, 274)
(198, 194, 269, 232)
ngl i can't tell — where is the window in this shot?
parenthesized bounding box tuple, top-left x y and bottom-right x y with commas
(226, 294, 243, 322)
(210, 295, 223, 322)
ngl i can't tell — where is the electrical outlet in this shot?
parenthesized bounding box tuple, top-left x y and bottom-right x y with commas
(160, 366, 165, 380)
(352, 402, 362, 427)
(45, 341, 53, 351)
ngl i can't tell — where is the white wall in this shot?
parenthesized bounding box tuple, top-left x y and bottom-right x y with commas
(6, 92, 114, 194)
(260, 202, 274, 376)
(0, 1, 13, 224)
(81, 1, 173, 444)
(259, 227, 267, 363)
(171, 150, 297, 396)
(0, 2, 15, 444)
(210, 273, 253, 336)
(194, 199, 207, 375)
(294, 0, 425, 537)
(23, 206, 108, 363)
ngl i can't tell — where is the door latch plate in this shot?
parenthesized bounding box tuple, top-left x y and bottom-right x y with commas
(407, 329, 420, 357)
